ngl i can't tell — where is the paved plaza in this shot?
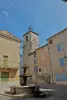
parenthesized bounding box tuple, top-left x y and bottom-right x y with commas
(0, 83, 67, 100)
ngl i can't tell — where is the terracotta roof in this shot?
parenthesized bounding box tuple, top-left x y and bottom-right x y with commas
(47, 28, 67, 40)
(0, 30, 22, 42)
(23, 31, 39, 36)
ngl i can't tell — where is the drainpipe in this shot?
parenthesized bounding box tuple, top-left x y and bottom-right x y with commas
(48, 45, 54, 84)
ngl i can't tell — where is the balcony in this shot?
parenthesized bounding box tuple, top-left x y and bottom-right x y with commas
(0, 60, 20, 69)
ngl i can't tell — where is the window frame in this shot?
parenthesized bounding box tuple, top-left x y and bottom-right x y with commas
(26, 35, 28, 42)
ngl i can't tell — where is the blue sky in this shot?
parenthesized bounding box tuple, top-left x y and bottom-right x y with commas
(0, 0, 67, 45)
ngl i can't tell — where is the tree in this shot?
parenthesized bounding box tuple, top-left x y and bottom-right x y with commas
(62, 0, 67, 2)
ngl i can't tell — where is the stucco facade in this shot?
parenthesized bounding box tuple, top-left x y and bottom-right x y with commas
(47, 28, 67, 85)
(28, 44, 52, 84)
(35, 44, 52, 83)
(0, 30, 21, 83)
(36, 44, 51, 75)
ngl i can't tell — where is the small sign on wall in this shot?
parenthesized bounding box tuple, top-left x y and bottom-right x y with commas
(34, 66, 38, 72)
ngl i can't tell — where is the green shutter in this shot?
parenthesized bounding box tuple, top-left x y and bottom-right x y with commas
(0, 72, 1, 81)
(1, 72, 9, 81)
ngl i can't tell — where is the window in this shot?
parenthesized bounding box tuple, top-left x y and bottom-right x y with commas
(34, 51, 36, 57)
(34, 58, 37, 64)
(56, 43, 64, 52)
(3, 56, 8, 66)
(49, 39, 53, 45)
(3, 56, 8, 60)
(39, 68, 41, 72)
(1, 72, 9, 81)
(59, 58, 64, 67)
(26, 36, 28, 42)
(57, 44, 61, 52)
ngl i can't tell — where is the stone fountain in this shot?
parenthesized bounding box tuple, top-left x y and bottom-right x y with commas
(4, 66, 56, 98)
(4, 66, 36, 98)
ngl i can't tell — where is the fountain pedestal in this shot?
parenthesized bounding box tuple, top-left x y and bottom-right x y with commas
(19, 66, 32, 86)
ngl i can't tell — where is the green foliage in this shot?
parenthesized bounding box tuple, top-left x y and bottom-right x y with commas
(62, 0, 67, 2)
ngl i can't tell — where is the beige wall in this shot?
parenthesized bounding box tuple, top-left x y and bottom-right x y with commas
(9, 69, 17, 80)
(36, 45, 51, 75)
(28, 45, 52, 84)
(28, 53, 34, 75)
(27, 53, 36, 83)
(30, 32, 39, 52)
(0, 37, 20, 63)
(23, 34, 30, 67)
(28, 52, 45, 84)
(0, 34, 20, 82)
(48, 29, 67, 84)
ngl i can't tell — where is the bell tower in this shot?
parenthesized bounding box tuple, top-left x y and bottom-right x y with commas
(23, 26, 39, 68)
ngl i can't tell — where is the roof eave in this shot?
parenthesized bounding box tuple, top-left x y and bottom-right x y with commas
(47, 28, 67, 40)
(23, 31, 39, 36)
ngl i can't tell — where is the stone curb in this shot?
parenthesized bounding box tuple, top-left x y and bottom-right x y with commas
(0, 92, 13, 97)
(0, 92, 27, 98)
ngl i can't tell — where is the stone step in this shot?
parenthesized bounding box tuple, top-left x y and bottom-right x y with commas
(3, 92, 34, 98)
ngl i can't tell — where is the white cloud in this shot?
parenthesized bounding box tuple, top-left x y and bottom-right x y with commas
(2, 10, 9, 16)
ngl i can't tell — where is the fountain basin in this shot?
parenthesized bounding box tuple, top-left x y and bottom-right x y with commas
(9, 84, 36, 95)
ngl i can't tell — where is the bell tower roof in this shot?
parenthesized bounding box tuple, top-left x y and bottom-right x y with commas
(23, 26, 39, 36)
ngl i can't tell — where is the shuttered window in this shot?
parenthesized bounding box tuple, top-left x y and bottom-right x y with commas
(59, 58, 64, 67)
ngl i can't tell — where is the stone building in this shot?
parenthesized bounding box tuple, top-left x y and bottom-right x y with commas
(35, 44, 52, 83)
(22, 29, 53, 84)
(47, 28, 67, 85)
(0, 30, 21, 83)
(28, 44, 52, 84)
(22, 30, 39, 82)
